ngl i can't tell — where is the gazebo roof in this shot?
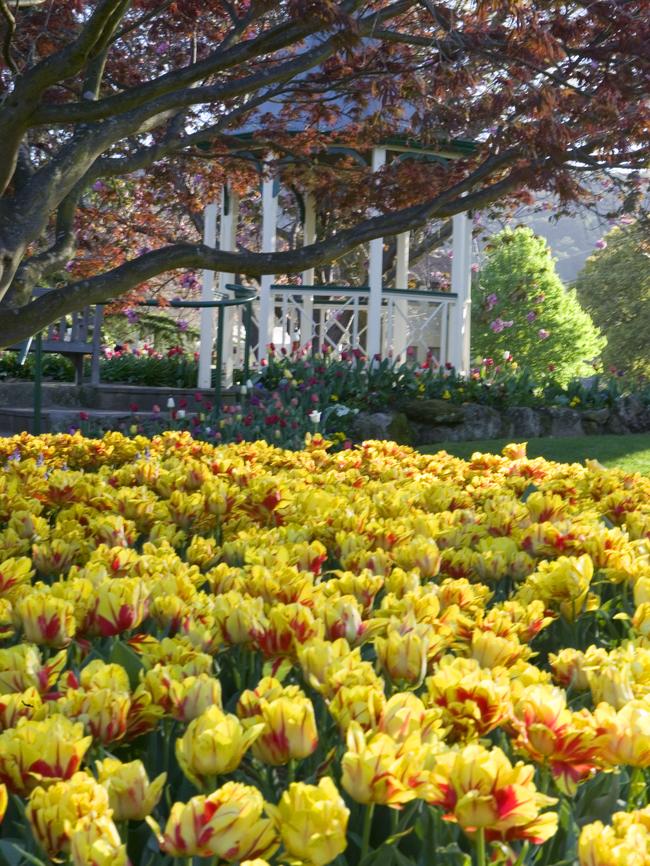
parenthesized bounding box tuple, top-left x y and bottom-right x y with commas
(199, 131, 477, 167)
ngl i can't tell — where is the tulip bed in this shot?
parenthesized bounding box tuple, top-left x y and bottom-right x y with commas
(0, 432, 649, 866)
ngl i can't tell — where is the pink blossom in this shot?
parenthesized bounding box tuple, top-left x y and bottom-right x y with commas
(538, 329, 550, 340)
(595, 239, 607, 250)
(526, 310, 537, 323)
(471, 263, 480, 273)
(486, 293, 498, 312)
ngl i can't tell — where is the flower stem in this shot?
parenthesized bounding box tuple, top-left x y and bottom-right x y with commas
(360, 803, 375, 863)
(475, 826, 487, 866)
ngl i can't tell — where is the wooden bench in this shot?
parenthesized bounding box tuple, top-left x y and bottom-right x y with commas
(14, 290, 104, 385)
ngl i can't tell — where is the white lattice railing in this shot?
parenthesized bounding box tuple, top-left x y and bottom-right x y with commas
(225, 284, 458, 372)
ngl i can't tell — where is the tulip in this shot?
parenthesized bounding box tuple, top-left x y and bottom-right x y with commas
(60, 687, 131, 745)
(80, 659, 131, 693)
(341, 722, 432, 806)
(149, 782, 278, 861)
(0, 715, 92, 795)
(594, 701, 650, 768)
(511, 684, 600, 794)
(93, 577, 150, 636)
(0, 687, 44, 729)
(176, 705, 263, 789)
(14, 591, 76, 648)
(27, 772, 112, 857)
(69, 814, 129, 866)
(516, 554, 595, 622)
(0, 783, 6, 824)
(579, 808, 650, 866)
(379, 692, 447, 744)
(428, 743, 558, 844)
(169, 673, 223, 722)
(588, 663, 635, 710)
(250, 602, 323, 658)
(297, 637, 354, 695)
(239, 687, 318, 766)
(323, 594, 371, 645)
(375, 619, 432, 686)
(96, 758, 166, 821)
(425, 656, 511, 741)
(328, 683, 386, 733)
(266, 778, 349, 866)
(0, 556, 34, 601)
(0, 644, 67, 693)
(212, 592, 267, 646)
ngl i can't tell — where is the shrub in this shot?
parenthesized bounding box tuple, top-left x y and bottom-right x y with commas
(472, 227, 606, 382)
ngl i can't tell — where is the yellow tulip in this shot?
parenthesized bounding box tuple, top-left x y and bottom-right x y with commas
(594, 701, 650, 767)
(241, 689, 318, 766)
(516, 555, 595, 622)
(0, 687, 45, 729)
(375, 619, 432, 686)
(96, 757, 166, 821)
(341, 722, 431, 806)
(0, 643, 67, 693)
(93, 577, 150, 636)
(379, 692, 447, 744)
(60, 687, 131, 745)
(149, 782, 278, 861)
(428, 743, 558, 844)
(328, 683, 386, 733)
(70, 814, 128, 866)
(169, 673, 223, 723)
(425, 656, 511, 742)
(27, 772, 112, 856)
(579, 808, 650, 866)
(0, 783, 6, 824)
(176, 705, 263, 789)
(79, 659, 131, 693)
(266, 778, 349, 866)
(14, 591, 76, 648)
(0, 556, 34, 601)
(0, 715, 92, 795)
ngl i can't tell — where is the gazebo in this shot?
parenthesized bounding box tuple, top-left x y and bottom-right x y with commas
(197, 136, 477, 389)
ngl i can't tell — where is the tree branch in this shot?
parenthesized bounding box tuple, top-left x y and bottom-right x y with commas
(30, 0, 414, 126)
(0, 155, 533, 347)
(0, 0, 17, 73)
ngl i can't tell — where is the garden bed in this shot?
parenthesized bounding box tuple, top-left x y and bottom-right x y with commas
(0, 432, 648, 866)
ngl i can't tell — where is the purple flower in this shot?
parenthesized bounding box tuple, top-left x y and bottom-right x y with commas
(155, 41, 169, 55)
(65, 261, 75, 272)
(538, 328, 550, 340)
(526, 310, 537, 323)
(125, 308, 139, 324)
(486, 293, 498, 312)
(595, 239, 607, 250)
(177, 319, 189, 332)
(490, 318, 505, 333)
(92, 180, 106, 192)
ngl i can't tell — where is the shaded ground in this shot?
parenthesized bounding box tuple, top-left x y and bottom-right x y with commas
(421, 433, 650, 474)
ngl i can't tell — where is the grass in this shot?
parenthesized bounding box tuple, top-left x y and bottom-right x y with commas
(421, 433, 650, 474)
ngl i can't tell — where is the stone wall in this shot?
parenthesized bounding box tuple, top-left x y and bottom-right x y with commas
(352, 396, 650, 446)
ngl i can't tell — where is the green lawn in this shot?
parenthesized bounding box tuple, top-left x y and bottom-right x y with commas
(421, 433, 650, 474)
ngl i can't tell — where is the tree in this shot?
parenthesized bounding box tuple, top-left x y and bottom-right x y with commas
(0, 0, 648, 347)
(471, 227, 605, 381)
(575, 222, 650, 377)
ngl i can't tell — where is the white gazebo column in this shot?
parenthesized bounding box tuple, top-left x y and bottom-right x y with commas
(258, 173, 278, 362)
(393, 231, 410, 358)
(218, 186, 240, 385)
(367, 146, 386, 360)
(449, 211, 472, 373)
(300, 192, 316, 351)
(198, 202, 218, 389)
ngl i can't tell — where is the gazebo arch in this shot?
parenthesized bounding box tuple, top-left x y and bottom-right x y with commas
(197, 136, 476, 388)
